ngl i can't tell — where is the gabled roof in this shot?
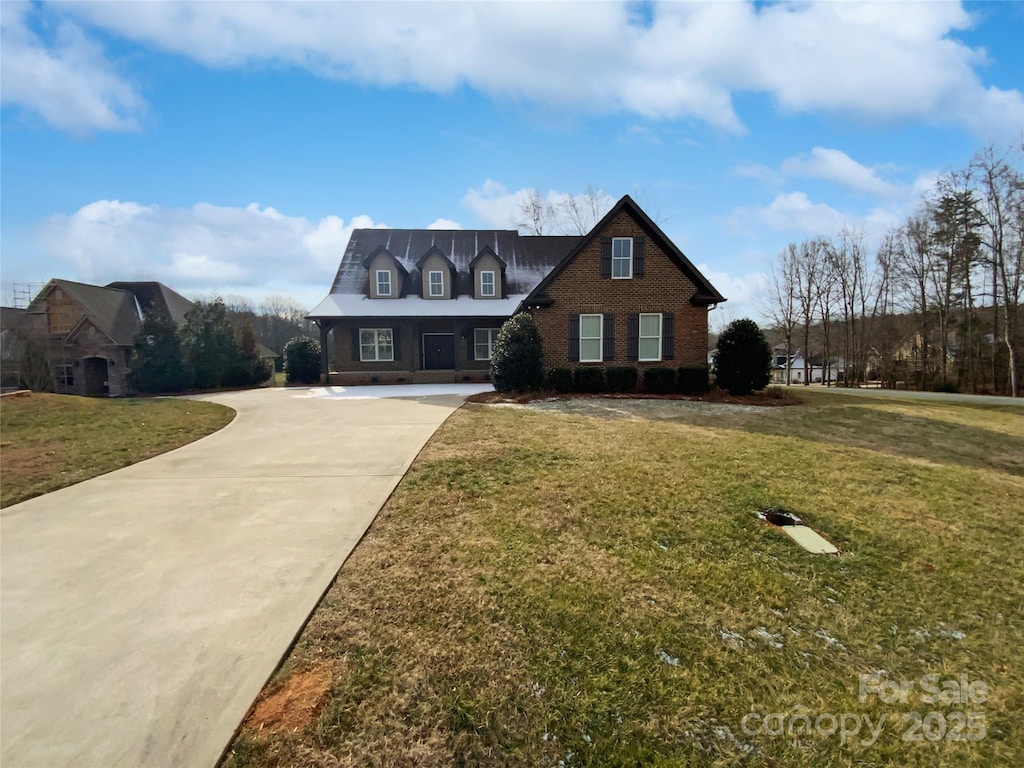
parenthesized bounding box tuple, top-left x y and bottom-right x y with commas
(360, 245, 410, 276)
(107, 282, 194, 326)
(468, 245, 506, 270)
(524, 195, 726, 306)
(415, 245, 457, 271)
(42, 279, 142, 346)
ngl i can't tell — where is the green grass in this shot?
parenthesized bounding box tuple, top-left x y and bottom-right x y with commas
(223, 391, 1023, 767)
(0, 393, 234, 506)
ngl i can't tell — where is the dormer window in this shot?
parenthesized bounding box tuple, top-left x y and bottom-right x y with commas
(612, 237, 633, 279)
(376, 270, 392, 296)
(480, 271, 495, 297)
(428, 271, 444, 297)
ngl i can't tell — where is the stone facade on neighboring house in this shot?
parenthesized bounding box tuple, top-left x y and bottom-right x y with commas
(308, 195, 726, 384)
(13, 279, 193, 396)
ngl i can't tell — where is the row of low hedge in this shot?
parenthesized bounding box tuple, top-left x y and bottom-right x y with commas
(545, 365, 710, 395)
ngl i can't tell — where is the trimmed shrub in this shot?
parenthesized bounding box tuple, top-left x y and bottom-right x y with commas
(643, 367, 676, 394)
(713, 318, 772, 396)
(491, 312, 544, 393)
(573, 367, 605, 393)
(677, 365, 709, 395)
(284, 336, 322, 384)
(933, 380, 960, 394)
(605, 366, 638, 393)
(546, 367, 573, 394)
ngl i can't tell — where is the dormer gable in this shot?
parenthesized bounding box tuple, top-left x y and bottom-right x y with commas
(415, 246, 457, 300)
(468, 246, 507, 299)
(362, 246, 408, 299)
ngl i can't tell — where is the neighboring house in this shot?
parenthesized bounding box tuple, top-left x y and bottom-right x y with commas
(770, 355, 845, 385)
(13, 279, 193, 396)
(309, 195, 726, 384)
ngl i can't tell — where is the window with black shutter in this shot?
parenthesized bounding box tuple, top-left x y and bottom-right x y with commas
(603, 314, 615, 361)
(662, 312, 674, 360)
(634, 236, 645, 276)
(568, 314, 580, 362)
(627, 313, 639, 361)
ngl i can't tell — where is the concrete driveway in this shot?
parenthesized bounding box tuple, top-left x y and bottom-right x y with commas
(1, 384, 488, 768)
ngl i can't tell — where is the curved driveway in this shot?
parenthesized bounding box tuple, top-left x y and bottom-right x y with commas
(1, 385, 487, 768)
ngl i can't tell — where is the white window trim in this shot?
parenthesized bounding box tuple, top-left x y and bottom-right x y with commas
(428, 270, 445, 297)
(474, 328, 500, 360)
(579, 313, 603, 363)
(480, 270, 496, 297)
(639, 313, 662, 362)
(612, 237, 633, 280)
(376, 269, 391, 296)
(359, 328, 395, 362)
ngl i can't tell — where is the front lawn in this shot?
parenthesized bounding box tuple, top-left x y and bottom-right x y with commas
(224, 391, 1023, 767)
(0, 393, 233, 507)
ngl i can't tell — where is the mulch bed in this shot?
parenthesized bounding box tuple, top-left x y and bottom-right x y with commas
(465, 387, 803, 407)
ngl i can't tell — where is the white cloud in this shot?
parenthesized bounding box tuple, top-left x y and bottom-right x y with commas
(0, 2, 143, 134)
(426, 218, 462, 230)
(781, 147, 901, 197)
(11, 1, 1015, 139)
(732, 163, 784, 186)
(461, 180, 528, 229)
(34, 200, 383, 306)
(462, 181, 615, 234)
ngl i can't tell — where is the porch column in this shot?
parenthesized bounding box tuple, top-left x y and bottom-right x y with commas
(318, 320, 330, 384)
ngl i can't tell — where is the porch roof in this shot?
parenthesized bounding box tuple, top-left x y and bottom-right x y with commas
(308, 293, 527, 319)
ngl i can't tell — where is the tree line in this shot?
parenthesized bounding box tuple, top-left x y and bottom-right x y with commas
(765, 145, 1023, 396)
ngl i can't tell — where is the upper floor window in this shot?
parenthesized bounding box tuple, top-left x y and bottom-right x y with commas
(376, 270, 391, 296)
(580, 314, 603, 362)
(612, 238, 633, 279)
(428, 271, 444, 297)
(480, 270, 496, 297)
(639, 313, 662, 361)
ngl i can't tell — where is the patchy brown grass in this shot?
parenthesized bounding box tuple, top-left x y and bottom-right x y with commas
(0, 393, 233, 506)
(223, 392, 1023, 768)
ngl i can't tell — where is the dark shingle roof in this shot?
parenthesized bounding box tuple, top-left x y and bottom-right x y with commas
(331, 230, 581, 296)
(107, 282, 194, 326)
(48, 279, 142, 346)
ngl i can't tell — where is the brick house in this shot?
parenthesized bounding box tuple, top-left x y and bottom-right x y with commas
(308, 195, 725, 384)
(14, 279, 193, 396)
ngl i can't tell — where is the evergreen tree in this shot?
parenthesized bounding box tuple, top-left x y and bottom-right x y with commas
(714, 318, 772, 395)
(129, 313, 188, 393)
(491, 312, 544, 393)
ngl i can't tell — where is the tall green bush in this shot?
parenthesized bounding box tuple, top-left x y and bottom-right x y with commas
(491, 313, 544, 393)
(714, 318, 772, 395)
(284, 336, 322, 384)
(129, 313, 188, 393)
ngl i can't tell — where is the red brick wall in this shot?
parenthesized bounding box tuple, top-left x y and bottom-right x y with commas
(530, 208, 709, 369)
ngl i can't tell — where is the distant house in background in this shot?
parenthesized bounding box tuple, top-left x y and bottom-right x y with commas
(13, 280, 193, 396)
(770, 346, 844, 385)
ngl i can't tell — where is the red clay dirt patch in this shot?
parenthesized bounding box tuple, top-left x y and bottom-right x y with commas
(242, 666, 333, 738)
(466, 388, 802, 407)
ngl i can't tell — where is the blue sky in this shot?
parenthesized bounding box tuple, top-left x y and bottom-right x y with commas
(2, 1, 1022, 324)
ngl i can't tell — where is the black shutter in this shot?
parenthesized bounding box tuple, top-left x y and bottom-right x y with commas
(627, 313, 639, 362)
(662, 312, 674, 360)
(568, 314, 580, 362)
(393, 327, 401, 359)
(467, 329, 475, 361)
(634, 236, 645, 276)
(600, 237, 612, 278)
(603, 314, 615, 361)
(351, 327, 361, 361)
